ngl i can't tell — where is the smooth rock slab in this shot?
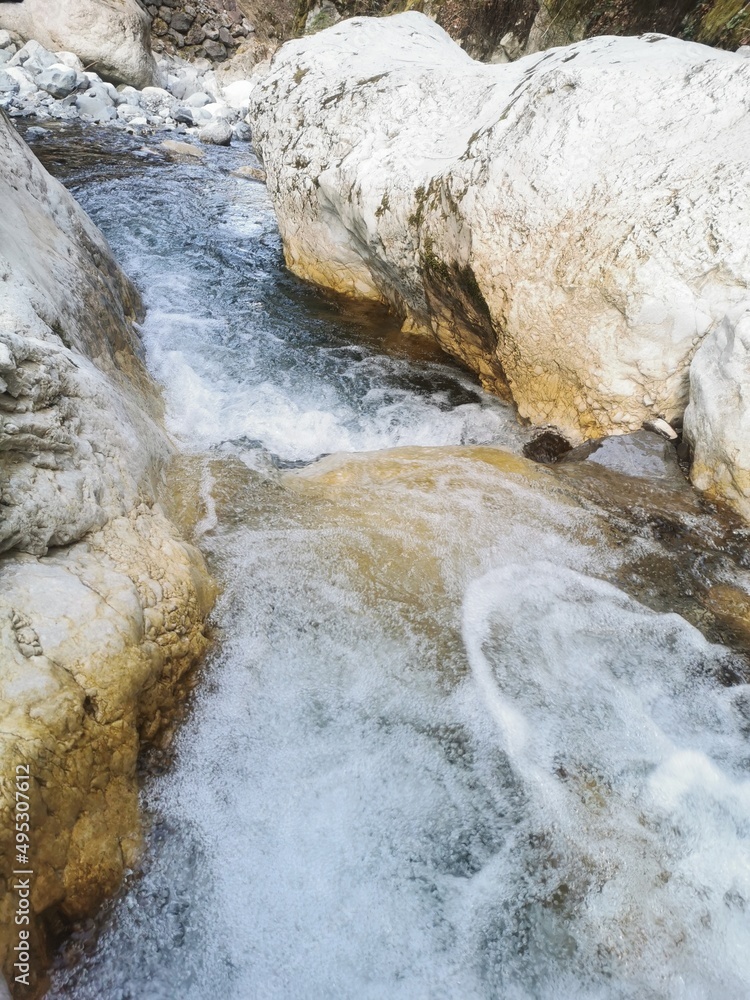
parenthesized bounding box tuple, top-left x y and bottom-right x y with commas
(76, 90, 116, 119)
(250, 14, 750, 444)
(160, 138, 204, 158)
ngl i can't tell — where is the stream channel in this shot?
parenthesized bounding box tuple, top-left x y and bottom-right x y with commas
(23, 122, 750, 1000)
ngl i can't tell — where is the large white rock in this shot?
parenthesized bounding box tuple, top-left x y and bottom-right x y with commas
(250, 15, 750, 443)
(0, 0, 158, 88)
(0, 110, 212, 986)
(684, 306, 750, 518)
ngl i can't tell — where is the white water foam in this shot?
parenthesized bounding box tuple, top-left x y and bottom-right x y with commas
(75, 154, 530, 465)
(462, 562, 750, 999)
(43, 135, 750, 1000)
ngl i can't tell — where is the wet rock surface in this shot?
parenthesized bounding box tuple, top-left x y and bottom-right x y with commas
(0, 111, 213, 993)
(9, 110, 750, 1000)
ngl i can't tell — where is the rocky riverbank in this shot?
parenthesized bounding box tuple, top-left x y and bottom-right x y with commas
(3, 2, 750, 994)
(0, 32, 255, 144)
(0, 109, 214, 994)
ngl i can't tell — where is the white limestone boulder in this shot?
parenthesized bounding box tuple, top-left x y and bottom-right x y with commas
(249, 14, 750, 443)
(684, 306, 750, 518)
(0, 110, 213, 986)
(0, 0, 158, 88)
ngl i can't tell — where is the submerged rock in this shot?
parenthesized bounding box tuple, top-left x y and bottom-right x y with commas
(250, 15, 750, 448)
(563, 429, 684, 483)
(160, 137, 205, 158)
(0, 110, 213, 987)
(0, 0, 159, 88)
(231, 163, 266, 182)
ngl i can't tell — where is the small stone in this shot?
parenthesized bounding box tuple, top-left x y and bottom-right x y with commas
(25, 125, 51, 140)
(643, 417, 678, 440)
(116, 85, 141, 106)
(223, 79, 253, 109)
(203, 39, 227, 61)
(231, 164, 266, 182)
(140, 85, 173, 113)
(152, 17, 169, 36)
(0, 69, 19, 95)
(76, 91, 117, 120)
(3, 67, 35, 96)
(160, 139, 204, 158)
(0, 342, 14, 370)
(36, 63, 78, 98)
(0, 30, 15, 50)
(232, 121, 252, 142)
(191, 105, 214, 123)
(198, 119, 232, 145)
(218, 27, 236, 47)
(172, 105, 194, 125)
(117, 103, 144, 121)
(53, 51, 84, 71)
(170, 12, 194, 34)
(185, 90, 211, 108)
(11, 39, 57, 74)
(202, 101, 235, 120)
(185, 24, 206, 45)
(168, 29, 186, 48)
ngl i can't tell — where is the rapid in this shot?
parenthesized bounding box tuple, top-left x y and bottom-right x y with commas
(27, 123, 750, 1000)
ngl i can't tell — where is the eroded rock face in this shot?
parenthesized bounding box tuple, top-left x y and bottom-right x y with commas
(0, 0, 158, 88)
(250, 15, 750, 442)
(684, 307, 750, 519)
(0, 111, 213, 989)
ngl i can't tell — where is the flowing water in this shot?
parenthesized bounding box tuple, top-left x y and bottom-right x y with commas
(25, 124, 750, 1000)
